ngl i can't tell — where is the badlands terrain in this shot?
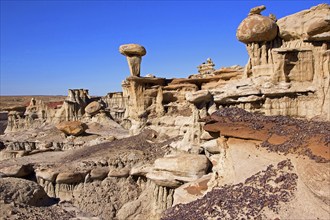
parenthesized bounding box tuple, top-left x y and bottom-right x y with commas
(1, 4, 330, 220)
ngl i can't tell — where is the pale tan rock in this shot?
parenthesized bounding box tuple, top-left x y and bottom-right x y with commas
(108, 167, 130, 177)
(0, 164, 33, 178)
(36, 169, 59, 182)
(197, 58, 215, 74)
(0, 178, 51, 206)
(130, 164, 153, 176)
(119, 44, 146, 57)
(277, 4, 330, 41)
(201, 139, 219, 154)
(153, 153, 210, 178)
(146, 171, 182, 188)
(185, 90, 212, 104)
(298, 160, 330, 205)
(56, 121, 87, 136)
(173, 174, 212, 205)
(248, 5, 266, 15)
(200, 130, 219, 140)
(56, 172, 85, 184)
(85, 101, 102, 115)
(90, 167, 109, 180)
(54, 89, 90, 123)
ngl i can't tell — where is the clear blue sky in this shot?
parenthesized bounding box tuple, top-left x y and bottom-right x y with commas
(0, 0, 326, 96)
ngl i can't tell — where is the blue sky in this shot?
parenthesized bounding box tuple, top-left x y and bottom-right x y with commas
(0, 0, 326, 95)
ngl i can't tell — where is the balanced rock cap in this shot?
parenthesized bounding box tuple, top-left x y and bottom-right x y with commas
(119, 44, 146, 57)
(237, 7, 278, 43)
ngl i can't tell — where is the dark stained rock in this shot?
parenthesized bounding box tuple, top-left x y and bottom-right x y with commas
(202, 108, 330, 162)
(162, 160, 298, 220)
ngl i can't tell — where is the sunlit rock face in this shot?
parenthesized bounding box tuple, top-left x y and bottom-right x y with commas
(277, 4, 330, 41)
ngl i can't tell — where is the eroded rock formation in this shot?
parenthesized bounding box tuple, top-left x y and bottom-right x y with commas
(1, 4, 329, 220)
(119, 44, 147, 77)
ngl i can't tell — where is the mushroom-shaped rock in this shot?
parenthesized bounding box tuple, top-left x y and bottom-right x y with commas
(119, 44, 146, 77)
(85, 101, 102, 115)
(56, 121, 87, 136)
(237, 6, 278, 43)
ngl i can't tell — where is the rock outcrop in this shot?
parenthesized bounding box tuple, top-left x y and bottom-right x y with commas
(277, 4, 330, 41)
(0, 177, 51, 206)
(146, 153, 210, 188)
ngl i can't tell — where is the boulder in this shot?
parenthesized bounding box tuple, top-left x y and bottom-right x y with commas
(0, 178, 51, 206)
(185, 90, 212, 104)
(85, 101, 102, 115)
(0, 164, 33, 178)
(56, 121, 86, 136)
(153, 153, 210, 179)
(90, 167, 109, 180)
(248, 5, 266, 15)
(108, 167, 130, 178)
(237, 13, 278, 43)
(200, 130, 219, 140)
(201, 139, 219, 154)
(56, 172, 85, 184)
(130, 164, 153, 176)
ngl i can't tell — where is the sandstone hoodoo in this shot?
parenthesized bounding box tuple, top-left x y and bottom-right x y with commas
(119, 43, 147, 77)
(1, 3, 329, 220)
